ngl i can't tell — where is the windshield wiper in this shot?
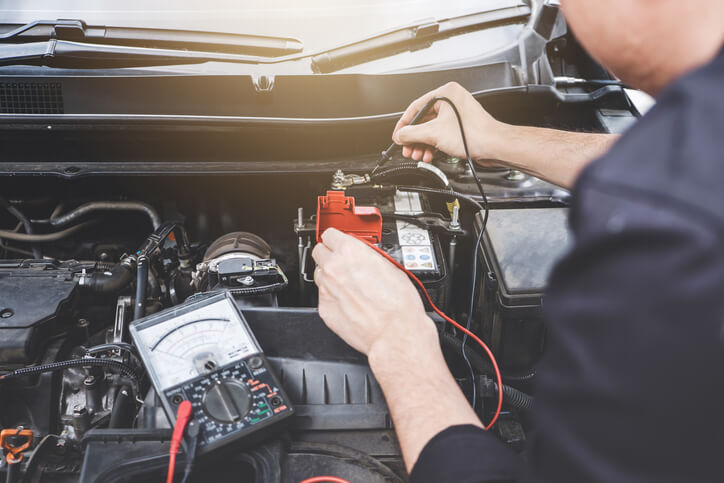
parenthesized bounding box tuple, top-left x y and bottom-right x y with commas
(0, 40, 282, 68)
(0, 20, 303, 57)
(310, 5, 531, 73)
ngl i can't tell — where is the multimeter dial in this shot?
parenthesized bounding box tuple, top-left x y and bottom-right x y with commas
(202, 379, 252, 423)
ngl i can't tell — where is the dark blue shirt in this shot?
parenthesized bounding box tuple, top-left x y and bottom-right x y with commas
(410, 45, 724, 482)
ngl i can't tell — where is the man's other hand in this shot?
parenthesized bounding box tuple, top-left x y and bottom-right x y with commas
(392, 81, 506, 164)
(311, 228, 436, 356)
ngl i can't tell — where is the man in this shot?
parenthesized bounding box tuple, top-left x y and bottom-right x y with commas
(312, 1, 724, 481)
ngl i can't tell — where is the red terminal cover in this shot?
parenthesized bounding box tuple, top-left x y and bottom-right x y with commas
(316, 190, 382, 244)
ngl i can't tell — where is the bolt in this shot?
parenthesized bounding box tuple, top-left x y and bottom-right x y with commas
(297, 207, 304, 229)
(331, 170, 346, 189)
(238, 276, 255, 287)
(77, 318, 89, 328)
(446, 157, 461, 165)
(0, 309, 13, 318)
(55, 438, 67, 455)
(450, 205, 461, 230)
(505, 169, 526, 181)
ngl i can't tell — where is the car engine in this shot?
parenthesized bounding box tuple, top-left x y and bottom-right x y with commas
(0, 158, 580, 482)
(0, 3, 645, 480)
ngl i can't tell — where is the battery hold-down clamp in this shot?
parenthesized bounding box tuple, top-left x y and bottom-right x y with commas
(316, 190, 382, 244)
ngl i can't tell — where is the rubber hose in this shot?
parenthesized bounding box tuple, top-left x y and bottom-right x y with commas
(500, 383, 535, 411)
(1, 195, 42, 258)
(394, 185, 483, 212)
(439, 330, 536, 409)
(134, 256, 148, 320)
(109, 386, 136, 428)
(84, 262, 134, 293)
(371, 164, 448, 189)
(49, 201, 161, 230)
(0, 220, 96, 242)
(439, 330, 536, 383)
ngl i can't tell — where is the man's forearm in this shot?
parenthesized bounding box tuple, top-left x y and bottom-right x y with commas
(490, 125, 619, 189)
(367, 319, 482, 472)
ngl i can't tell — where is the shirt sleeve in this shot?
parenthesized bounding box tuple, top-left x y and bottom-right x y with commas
(408, 425, 521, 483)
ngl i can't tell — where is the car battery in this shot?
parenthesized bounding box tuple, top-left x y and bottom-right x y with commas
(474, 208, 571, 372)
(312, 187, 449, 308)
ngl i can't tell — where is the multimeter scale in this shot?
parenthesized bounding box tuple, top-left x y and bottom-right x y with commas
(130, 291, 293, 454)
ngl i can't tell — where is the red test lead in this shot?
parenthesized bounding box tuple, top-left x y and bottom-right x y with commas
(167, 400, 193, 483)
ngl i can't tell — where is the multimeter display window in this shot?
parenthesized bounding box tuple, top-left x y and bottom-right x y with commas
(132, 295, 260, 391)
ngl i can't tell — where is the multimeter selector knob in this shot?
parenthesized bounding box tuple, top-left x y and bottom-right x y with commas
(202, 379, 252, 423)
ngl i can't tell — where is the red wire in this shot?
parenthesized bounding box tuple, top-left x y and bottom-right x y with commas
(366, 242, 503, 430)
(167, 400, 193, 483)
(299, 477, 352, 483)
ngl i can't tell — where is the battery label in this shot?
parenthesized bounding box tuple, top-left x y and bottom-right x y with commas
(401, 246, 436, 270)
(393, 190, 438, 272)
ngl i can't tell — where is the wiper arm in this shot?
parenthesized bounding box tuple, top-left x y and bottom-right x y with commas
(310, 5, 531, 73)
(0, 40, 282, 68)
(0, 20, 303, 57)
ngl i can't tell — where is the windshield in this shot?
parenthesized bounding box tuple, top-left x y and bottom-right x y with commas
(0, 0, 526, 73)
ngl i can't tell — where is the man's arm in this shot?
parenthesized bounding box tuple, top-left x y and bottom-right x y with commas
(311, 229, 484, 471)
(392, 82, 618, 189)
(493, 126, 617, 188)
(367, 321, 483, 470)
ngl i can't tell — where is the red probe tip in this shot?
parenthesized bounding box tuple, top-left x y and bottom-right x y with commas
(167, 400, 193, 483)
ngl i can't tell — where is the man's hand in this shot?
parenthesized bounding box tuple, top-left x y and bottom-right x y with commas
(311, 227, 436, 356)
(392, 81, 618, 189)
(312, 227, 483, 471)
(392, 81, 507, 164)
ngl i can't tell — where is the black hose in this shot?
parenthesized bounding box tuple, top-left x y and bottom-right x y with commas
(0, 220, 96, 242)
(5, 459, 19, 483)
(370, 163, 449, 189)
(47, 201, 161, 230)
(438, 330, 535, 410)
(499, 383, 534, 411)
(109, 386, 136, 428)
(394, 185, 484, 212)
(0, 195, 42, 258)
(134, 256, 148, 320)
(439, 330, 536, 383)
(80, 261, 134, 293)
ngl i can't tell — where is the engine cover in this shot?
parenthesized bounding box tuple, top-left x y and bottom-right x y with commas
(0, 261, 78, 364)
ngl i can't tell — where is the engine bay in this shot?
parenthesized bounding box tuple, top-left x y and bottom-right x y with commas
(0, 4, 643, 478)
(0, 156, 577, 481)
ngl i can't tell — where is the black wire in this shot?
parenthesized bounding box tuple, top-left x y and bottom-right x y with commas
(0, 357, 141, 394)
(426, 96, 490, 410)
(464, 227, 485, 408)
